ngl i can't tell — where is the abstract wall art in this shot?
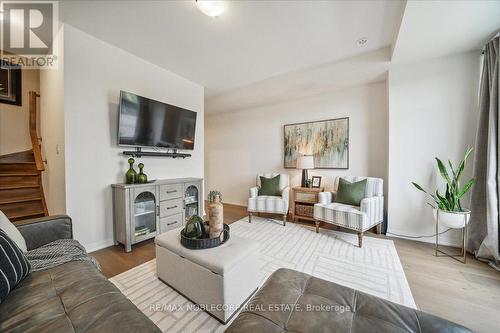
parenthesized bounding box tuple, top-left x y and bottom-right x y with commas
(284, 117, 349, 169)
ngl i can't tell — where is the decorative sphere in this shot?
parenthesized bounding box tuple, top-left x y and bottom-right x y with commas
(138, 163, 144, 168)
(128, 158, 135, 164)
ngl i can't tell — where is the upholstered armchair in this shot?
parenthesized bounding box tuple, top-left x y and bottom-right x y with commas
(248, 173, 290, 226)
(313, 176, 384, 247)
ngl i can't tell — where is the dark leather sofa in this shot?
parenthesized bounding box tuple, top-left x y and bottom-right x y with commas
(0, 215, 161, 333)
(226, 268, 472, 333)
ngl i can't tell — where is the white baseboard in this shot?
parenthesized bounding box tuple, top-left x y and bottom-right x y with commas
(386, 228, 461, 247)
(84, 238, 115, 253)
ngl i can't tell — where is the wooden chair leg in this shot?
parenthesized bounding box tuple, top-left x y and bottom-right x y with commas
(248, 213, 252, 223)
(315, 221, 320, 233)
(358, 232, 364, 248)
(376, 223, 381, 235)
(282, 214, 286, 226)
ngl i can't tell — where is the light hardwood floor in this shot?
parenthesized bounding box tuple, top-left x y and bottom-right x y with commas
(92, 203, 500, 333)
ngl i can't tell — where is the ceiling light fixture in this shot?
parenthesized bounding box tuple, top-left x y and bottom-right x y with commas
(357, 37, 368, 46)
(195, 0, 225, 17)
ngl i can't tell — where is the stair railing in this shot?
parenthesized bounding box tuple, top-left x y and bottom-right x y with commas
(29, 91, 44, 171)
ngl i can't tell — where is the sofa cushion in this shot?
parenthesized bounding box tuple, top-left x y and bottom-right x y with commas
(226, 268, 472, 333)
(335, 178, 367, 206)
(314, 202, 369, 231)
(0, 260, 161, 333)
(0, 229, 31, 302)
(0, 210, 27, 252)
(248, 195, 287, 214)
(258, 175, 281, 196)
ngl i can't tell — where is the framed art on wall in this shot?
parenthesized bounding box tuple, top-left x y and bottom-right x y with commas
(0, 60, 22, 106)
(284, 117, 349, 169)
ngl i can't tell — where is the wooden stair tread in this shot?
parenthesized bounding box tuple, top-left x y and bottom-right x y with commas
(9, 211, 46, 220)
(0, 172, 39, 176)
(0, 197, 42, 205)
(0, 184, 40, 190)
(0, 150, 35, 164)
(0, 161, 36, 165)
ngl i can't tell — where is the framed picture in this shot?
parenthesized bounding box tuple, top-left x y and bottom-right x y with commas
(0, 60, 22, 106)
(311, 176, 322, 188)
(284, 117, 349, 169)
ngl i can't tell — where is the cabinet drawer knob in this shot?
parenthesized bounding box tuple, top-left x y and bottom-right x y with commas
(166, 190, 177, 194)
(167, 221, 177, 226)
(167, 205, 178, 210)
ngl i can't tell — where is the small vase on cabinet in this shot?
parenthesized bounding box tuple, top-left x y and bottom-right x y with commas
(137, 163, 148, 184)
(125, 158, 137, 184)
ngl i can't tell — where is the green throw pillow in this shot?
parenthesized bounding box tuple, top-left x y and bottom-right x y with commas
(258, 175, 281, 196)
(335, 178, 367, 206)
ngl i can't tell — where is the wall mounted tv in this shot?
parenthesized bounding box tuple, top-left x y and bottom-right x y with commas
(118, 91, 197, 150)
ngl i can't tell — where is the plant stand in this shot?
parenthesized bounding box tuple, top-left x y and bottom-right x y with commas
(435, 210, 468, 264)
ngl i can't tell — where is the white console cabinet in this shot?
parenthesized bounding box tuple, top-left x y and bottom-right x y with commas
(112, 178, 203, 252)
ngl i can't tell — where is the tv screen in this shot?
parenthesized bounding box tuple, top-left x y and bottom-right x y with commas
(118, 91, 197, 150)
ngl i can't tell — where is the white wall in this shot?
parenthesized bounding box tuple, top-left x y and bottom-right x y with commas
(387, 51, 480, 246)
(205, 81, 388, 206)
(0, 60, 39, 155)
(63, 25, 204, 251)
(40, 26, 66, 215)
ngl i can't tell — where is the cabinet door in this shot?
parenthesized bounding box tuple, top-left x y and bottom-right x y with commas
(131, 186, 158, 242)
(184, 182, 202, 221)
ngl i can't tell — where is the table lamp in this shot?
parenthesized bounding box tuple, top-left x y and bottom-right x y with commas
(296, 155, 314, 187)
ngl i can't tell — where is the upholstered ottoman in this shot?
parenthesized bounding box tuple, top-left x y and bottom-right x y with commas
(155, 228, 260, 323)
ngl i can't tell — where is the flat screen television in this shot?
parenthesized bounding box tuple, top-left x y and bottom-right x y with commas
(118, 91, 197, 150)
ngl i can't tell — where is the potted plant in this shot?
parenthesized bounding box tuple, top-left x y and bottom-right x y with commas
(412, 148, 475, 228)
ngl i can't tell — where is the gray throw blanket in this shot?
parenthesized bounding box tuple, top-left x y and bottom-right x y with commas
(26, 239, 101, 272)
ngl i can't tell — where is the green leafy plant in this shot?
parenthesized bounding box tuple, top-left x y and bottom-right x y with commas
(412, 147, 475, 212)
(208, 190, 222, 203)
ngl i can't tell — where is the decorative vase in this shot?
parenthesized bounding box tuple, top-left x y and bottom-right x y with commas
(433, 208, 471, 229)
(184, 215, 205, 239)
(137, 163, 148, 184)
(125, 158, 137, 184)
(208, 191, 224, 239)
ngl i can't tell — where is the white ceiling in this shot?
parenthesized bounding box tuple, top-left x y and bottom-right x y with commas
(207, 48, 391, 114)
(60, 0, 404, 97)
(392, 0, 500, 64)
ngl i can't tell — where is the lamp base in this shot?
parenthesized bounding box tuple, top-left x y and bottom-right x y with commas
(301, 169, 308, 187)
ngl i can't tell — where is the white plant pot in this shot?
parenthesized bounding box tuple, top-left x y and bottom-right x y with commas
(433, 209, 471, 229)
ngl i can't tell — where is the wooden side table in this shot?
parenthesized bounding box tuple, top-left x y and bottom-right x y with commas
(290, 187, 324, 223)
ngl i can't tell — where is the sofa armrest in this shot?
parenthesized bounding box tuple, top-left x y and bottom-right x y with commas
(16, 215, 73, 251)
(360, 196, 384, 225)
(318, 192, 335, 204)
(250, 186, 259, 198)
(281, 186, 290, 206)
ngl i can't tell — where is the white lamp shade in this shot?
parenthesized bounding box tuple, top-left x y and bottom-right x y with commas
(296, 155, 314, 169)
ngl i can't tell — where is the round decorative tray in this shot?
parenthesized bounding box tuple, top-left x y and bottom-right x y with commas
(180, 224, 230, 250)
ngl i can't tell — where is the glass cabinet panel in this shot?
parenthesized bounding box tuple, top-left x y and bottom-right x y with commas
(184, 185, 199, 220)
(134, 191, 157, 238)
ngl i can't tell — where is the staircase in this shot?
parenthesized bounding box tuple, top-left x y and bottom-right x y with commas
(0, 92, 48, 223)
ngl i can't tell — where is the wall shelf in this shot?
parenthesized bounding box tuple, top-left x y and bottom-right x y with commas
(122, 147, 191, 158)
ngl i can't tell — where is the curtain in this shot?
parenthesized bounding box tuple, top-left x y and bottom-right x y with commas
(468, 35, 499, 270)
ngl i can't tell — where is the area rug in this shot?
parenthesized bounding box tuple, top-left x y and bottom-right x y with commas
(109, 216, 416, 332)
